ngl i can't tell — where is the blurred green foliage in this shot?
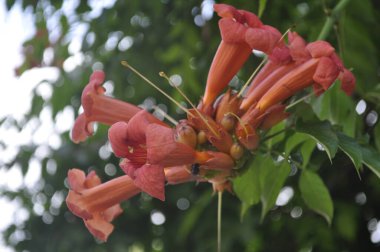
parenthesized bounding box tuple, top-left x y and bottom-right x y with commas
(2, 0, 380, 251)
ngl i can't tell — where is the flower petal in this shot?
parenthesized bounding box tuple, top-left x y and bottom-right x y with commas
(71, 113, 94, 143)
(218, 19, 247, 43)
(108, 122, 129, 157)
(119, 158, 141, 178)
(67, 168, 87, 192)
(245, 26, 281, 54)
(202, 40, 251, 111)
(339, 69, 356, 96)
(134, 164, 165, 201)
(84, 214, 114, 242)
(239, 10, 262, 27)
(306, 40, 335, 58)
(127, 110, 166, 144)
(313, 56, 339, 90)
(81, 71, 106, 102)
(269, 47, 292, 65)
(288, 32, 311, 62)
(146, 124, 196, 167)
(214, 4, 241, 20)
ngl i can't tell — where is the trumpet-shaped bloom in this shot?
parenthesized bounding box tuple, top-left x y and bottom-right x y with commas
(201, 4, 281, 113)
(66, 165, 199, 241)
(241, 32, 307, 111)
(243, 32, 355, 115)
(66, 169, 140, 241)
(66, 3, 357, 242)
(71, 71, 141, 143)
(109, 110, 198, 200)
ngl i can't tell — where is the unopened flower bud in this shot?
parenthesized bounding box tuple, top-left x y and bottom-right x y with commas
(215, 89, 241, 123)
(260, 104, 289, 130)
(164, 166, 194, 185)
(230, 143, 244, 160)
(175, 121, 197, 148)
(220, 114, 235, 132)
(197, 130, 208, 145)
(195, 151, 235, 171)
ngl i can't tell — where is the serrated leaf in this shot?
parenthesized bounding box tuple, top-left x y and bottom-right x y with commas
(361, 146, 380, 179)
(337, 132, 362, 170)
(299, 170, 334, 225)
(258, 0, 267, 17)
(260, 159, 290, 221)
(233, 157, 262, 219)
(296, 120, 338, 161)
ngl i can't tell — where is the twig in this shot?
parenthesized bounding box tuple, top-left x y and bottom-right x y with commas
(317, 0, 351, 40)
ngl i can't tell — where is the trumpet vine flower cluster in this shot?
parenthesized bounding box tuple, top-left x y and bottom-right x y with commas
(66, 3, 355, 241)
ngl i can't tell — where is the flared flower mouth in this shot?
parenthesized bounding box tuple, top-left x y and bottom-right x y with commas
(71, 71, 141, 143)
(108, 110, 199, 201)
(66, 169, 140, 241)
(200, 4, 283, 114)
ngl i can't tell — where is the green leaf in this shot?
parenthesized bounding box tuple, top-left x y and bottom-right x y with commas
(285, 132, 310, 156)
(299, 170, 334, 225)
(311, 83, 357, 136)
(288, 101, 318, 122)
(296, 120, 338, 161)
(260, 159, 291, 221)
(374, 122, 380, 151)
(265, 121, 286, 149)
(258, 0, 267, 17)
(337, 132, 363, 170)
(240, 202, 253, 222)
(361, 145, 380, 179)
(233, 157, 262, 219)
(300, 140, 316, 168)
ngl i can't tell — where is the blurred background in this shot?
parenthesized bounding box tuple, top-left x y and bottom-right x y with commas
(0, 0, 380, 251)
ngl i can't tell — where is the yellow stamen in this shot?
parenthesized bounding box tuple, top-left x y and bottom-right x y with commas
(285, 92, 315, 110)
(278, 26, 294, 44)
(152, 105, 178, 126)
(237, 57, 267, 97)
(159, 71, 220, 138)
(238, 26, 294, 98)
(225, 112, 249, 137)
(121, 61, 194, 117)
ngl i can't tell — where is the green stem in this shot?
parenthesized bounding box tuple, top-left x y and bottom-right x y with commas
(285, 92, 314, 110)
(217, 191, 222, 252)
(317, 0, 351, 40)
(261, 128, 289, 142)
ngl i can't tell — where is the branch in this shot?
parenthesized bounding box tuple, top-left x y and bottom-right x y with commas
(317, 0, 351, 40)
